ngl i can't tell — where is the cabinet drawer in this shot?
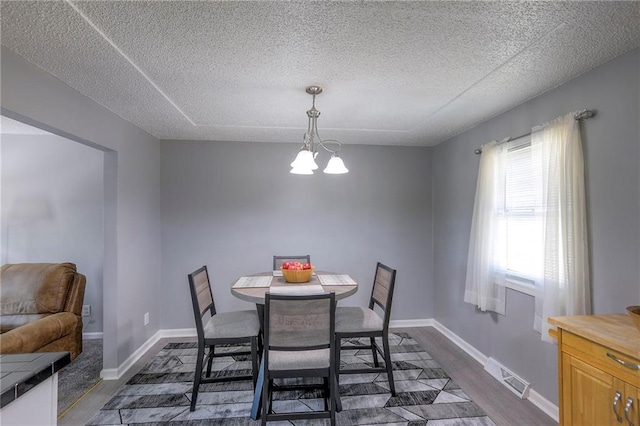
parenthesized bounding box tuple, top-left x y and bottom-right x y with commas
(563, 331, 640, 387)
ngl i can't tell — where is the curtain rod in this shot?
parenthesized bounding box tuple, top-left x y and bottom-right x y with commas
(473, 109, 596, 155)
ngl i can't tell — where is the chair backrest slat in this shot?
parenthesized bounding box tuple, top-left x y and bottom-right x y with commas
(193, 268, 214, 316)
(369, 262, 396, 323)
(188, 266, 216, 340)
(273, 255, 311, 270)
(265, 293, 335, 351)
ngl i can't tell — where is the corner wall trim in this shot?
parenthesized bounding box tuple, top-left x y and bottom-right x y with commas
(83, 332, 104, 340)
(100, 330, 161, 380)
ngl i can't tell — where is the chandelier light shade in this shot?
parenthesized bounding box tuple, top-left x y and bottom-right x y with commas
(323, 153, 349, 174)
(290, 86, 349, 175)
(290, 149, 318, 171)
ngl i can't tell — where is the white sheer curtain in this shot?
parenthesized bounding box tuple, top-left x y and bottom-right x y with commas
(464, 140, 508, 315)
(532, 113, 591, 342)
(464, 112, 591, 336)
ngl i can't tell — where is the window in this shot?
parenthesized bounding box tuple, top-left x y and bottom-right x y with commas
(465, 112, 590, 342)
(500, 138, 541, 295)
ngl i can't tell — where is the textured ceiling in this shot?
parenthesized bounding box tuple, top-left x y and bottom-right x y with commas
(1, 1, 639, 146)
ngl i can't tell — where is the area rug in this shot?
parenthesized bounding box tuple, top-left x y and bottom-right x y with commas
(58, 338, 103, 416)
(87, 333, 495, 425)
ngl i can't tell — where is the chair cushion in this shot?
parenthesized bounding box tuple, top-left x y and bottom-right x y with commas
(203, 310, 260, 339)
(268, 348, 330, 371)
(336, 306, 383, 333)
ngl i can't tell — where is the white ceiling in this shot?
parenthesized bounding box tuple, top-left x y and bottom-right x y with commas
(1, 1, 638, 146)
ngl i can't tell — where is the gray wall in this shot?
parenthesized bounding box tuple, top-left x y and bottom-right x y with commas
(1, 134, 104, 333)
(432, 48, 640, 404)
(1, 47, 162, 370)
(2, 39, 637, 406)
(160, 141, 433, 328)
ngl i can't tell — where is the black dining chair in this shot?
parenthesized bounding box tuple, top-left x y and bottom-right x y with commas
(188, 265, 261, 411)
(272, 254, 311, 270)
(262, 291, 337, 425)
(335, 262, 397, 395)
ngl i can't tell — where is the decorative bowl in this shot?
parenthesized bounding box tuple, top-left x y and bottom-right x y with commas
(281, 266, 314, 283)
(627, 306, 640, 332)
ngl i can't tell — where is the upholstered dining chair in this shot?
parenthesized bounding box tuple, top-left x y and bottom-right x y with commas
(272, 254, 311, 270)
(335, 262, 397, 395)
(187, 265, 261, 412)
(262, 291, 337, 425)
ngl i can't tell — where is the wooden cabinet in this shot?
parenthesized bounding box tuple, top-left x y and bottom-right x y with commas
(625, 385, 640, 426)
(549, 315, 640, 426)
(562, 354, 617, 424)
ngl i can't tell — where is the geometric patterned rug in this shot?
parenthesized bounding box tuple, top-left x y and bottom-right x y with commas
(87, 332, 496, 425)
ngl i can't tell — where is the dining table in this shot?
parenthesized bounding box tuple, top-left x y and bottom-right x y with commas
(230, 270, 358, 420)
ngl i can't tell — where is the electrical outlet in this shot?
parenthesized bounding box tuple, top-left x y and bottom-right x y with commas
(82, 305, 91, 317)
(144, 312, 149, 326)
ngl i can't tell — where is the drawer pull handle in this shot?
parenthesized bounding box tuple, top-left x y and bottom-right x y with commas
(606, 352, 640, 370)
(613, 391, 623, 423)
(625, 396, 635, 426)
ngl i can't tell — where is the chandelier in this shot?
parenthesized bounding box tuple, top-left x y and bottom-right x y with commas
(290, 86, 349, 175)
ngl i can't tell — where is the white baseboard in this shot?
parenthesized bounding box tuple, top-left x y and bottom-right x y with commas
(528, 388, 560, 422)
(158, 328, 196, 338)
(83, 332, 103, 340)
(390, 319, 434, 328)
(430, 320, 488, 365)
(100, 330, 161, 381)
(429, 319, 558, 422)
(98, 320, 558, 422)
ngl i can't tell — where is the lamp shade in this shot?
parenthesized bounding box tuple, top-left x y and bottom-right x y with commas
(290, 166, 313, 175)
(323, 155, 349, 174)
(290, 150, 318, 171)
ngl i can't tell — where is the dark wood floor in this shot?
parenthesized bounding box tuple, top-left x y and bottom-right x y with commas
(60, 326, 557, 425)
(394, 326, 557, 426)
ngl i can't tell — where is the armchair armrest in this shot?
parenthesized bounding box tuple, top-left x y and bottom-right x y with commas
(0, 312, 80, 355)
(64, 272, 86, 316)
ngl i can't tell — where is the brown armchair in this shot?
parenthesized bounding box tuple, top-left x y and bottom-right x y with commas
(0, 262, 86, 359)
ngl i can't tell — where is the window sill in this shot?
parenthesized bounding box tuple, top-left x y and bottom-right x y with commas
(505, 278, 535, 296)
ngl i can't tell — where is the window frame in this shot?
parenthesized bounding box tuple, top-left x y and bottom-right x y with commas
(501, 136, 538, 297)
(505, 275, 536, 296)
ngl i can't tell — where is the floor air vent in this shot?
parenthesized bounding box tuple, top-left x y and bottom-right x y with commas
(484, 357, 530, 399)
